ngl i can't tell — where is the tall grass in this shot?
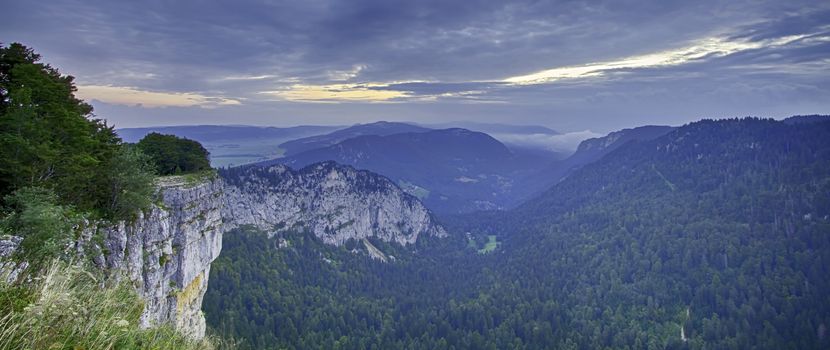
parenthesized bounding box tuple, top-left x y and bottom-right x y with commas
(0, 261, 228, 349)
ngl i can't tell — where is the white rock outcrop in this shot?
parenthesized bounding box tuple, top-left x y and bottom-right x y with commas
(1, 161, 447, 340)
(0, 235, 26, 284)
(79, 177, 224, 339)
(222, 162, 447, 245)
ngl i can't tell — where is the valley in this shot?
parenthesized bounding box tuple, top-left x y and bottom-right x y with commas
(3, 3, 829, 346)
(202, 116, 830, 349)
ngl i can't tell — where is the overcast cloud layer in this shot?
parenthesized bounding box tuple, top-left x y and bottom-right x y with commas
(3, 0, 829, 132)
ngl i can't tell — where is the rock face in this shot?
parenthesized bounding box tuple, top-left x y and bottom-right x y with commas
(221, 162, 447, 245)
(79, 177, 224, 339)
(0, 235, 26, 284)
(1, 162, 447, 339)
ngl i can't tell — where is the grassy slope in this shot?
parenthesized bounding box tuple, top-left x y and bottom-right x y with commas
(0, 261, 228, 349)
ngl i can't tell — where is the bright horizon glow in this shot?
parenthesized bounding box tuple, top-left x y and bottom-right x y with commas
(12, 0, 822, 129)
(75, 85, 241, 108)
(256, 33, 818, 103)
(261, 83, 409, 102)
(503, 34, 812, 85)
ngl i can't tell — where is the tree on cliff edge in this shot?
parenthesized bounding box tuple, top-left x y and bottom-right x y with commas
(0, 43, 152, 220)
(137, 133, 211, 175)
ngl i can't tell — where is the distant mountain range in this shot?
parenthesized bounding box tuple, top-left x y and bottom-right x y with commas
(279, 121, 431, 157)
(117, 121, 685, 214)
(117, 125, 341, 143)
(116, 121, 578, 169)
(422, 121, 567, 157)
(421, 121, 559, 135)
(263, 127, 553, 213)
(247, 121, 683, 214)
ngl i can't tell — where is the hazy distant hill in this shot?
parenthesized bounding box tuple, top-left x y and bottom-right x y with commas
(116, 125, 342, 167)
(266, 128, 553, 213)
(423, 121, 559, 135)
(117, 125, 340, 143)
(563, 125, 675, 169)
(117, 122, 578, 169)
(279, 121, 431, 157)
(424, 121, 568, 158)
(517, 125, 675, 197)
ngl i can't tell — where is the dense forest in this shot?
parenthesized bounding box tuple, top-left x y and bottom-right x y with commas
(205, 118, 830, 349)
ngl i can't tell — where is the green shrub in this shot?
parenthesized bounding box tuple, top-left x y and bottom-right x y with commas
(104, 144, 156, 220)
(0, 187, 77, 271)
(137, 133, 211, 175)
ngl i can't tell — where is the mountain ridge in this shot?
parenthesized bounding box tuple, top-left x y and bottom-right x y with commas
(265, 128, 552, 213)
(278, 121, 431, 157)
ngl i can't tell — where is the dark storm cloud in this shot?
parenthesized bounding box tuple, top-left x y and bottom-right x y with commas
(1, 0, 828, 129)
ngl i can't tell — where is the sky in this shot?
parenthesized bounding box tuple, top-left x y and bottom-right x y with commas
(2, 0, 829, 133)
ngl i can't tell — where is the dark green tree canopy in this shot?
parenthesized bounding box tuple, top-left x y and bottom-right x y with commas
(1, 43, 116, 208)
(137, 132, 210, 175)
(0, 43, 153, 220)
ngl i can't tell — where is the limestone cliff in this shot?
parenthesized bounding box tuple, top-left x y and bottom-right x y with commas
(2, 161, 447, 340)
(79, 176, 224, 339)
(221, 162, 447, 245)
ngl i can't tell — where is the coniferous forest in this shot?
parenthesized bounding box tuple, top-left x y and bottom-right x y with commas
(204, 118, 830, 349)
